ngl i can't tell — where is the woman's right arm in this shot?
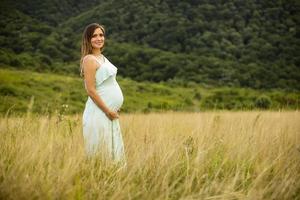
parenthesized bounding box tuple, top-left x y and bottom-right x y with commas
(83, 56, 119, 120)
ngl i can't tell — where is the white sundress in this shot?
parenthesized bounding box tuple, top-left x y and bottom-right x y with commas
(82, 55, 126, 164)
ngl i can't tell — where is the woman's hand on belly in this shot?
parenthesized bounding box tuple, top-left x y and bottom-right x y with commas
(105, 110, 119, 120)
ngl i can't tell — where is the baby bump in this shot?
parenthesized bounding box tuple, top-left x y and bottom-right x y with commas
(97, 84, 124, 111)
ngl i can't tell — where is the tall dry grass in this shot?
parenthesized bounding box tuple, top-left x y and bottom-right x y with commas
(0, 111, 299, 199)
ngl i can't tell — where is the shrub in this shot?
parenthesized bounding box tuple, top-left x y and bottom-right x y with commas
(255, 95, 272, 109)
(184, 97, 194, 106)
(193, 91, 202, 100)
(0, 85, 18, 96)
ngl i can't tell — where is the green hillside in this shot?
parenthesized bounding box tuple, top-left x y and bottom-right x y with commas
(0, 0, 299, 90)
(0, 68, 299, 115)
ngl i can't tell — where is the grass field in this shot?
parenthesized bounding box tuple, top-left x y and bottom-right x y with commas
(1, 68, 299, 114)
(0, 111, 299, 199)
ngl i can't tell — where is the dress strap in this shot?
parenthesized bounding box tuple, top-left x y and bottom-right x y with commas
(82, 55, 105, 74)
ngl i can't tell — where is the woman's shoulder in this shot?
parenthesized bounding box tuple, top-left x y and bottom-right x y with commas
(83, 54, 97, 63)
(82, 54, 99, 71)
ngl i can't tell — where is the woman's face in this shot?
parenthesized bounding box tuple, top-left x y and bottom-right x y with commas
(90, 28, 105, 50)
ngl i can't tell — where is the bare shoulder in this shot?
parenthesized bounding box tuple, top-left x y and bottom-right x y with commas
(83, 54, 96, 64)
(82, 55, 98, 71)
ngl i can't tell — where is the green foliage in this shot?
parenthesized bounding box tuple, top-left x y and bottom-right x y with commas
(0, 0, 299, 90)
(255, 95, 272, 109)
(201, 88, 299, 110)
(193, 90, 202, 100)
(0, 69, 299, 115)
(202, 89, 254, 110)
(0, 84, 18, 96)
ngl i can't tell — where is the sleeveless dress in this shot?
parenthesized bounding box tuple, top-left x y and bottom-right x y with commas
(82, 55, 126, 164)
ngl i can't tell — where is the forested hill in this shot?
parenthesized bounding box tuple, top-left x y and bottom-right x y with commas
(0, 0, 299, 90)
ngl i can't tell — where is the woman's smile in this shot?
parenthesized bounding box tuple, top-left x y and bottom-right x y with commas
(91, 28, 105, 49)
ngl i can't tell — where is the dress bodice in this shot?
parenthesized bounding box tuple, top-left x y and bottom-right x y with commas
(84, 55, 124, 112)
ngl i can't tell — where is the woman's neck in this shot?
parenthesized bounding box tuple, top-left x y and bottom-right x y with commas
(92, 49, 101, 56)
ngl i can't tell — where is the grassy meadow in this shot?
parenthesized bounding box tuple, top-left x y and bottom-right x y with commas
(0, 111, 299, 199)
(1, 1, 300, 199)
(0, 68, 299, 115)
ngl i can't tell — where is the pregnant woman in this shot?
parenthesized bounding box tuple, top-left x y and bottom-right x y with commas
(80, 23, 126, 165)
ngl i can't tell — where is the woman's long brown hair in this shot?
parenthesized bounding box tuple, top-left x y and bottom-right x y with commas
(80, 23, 105, 77)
